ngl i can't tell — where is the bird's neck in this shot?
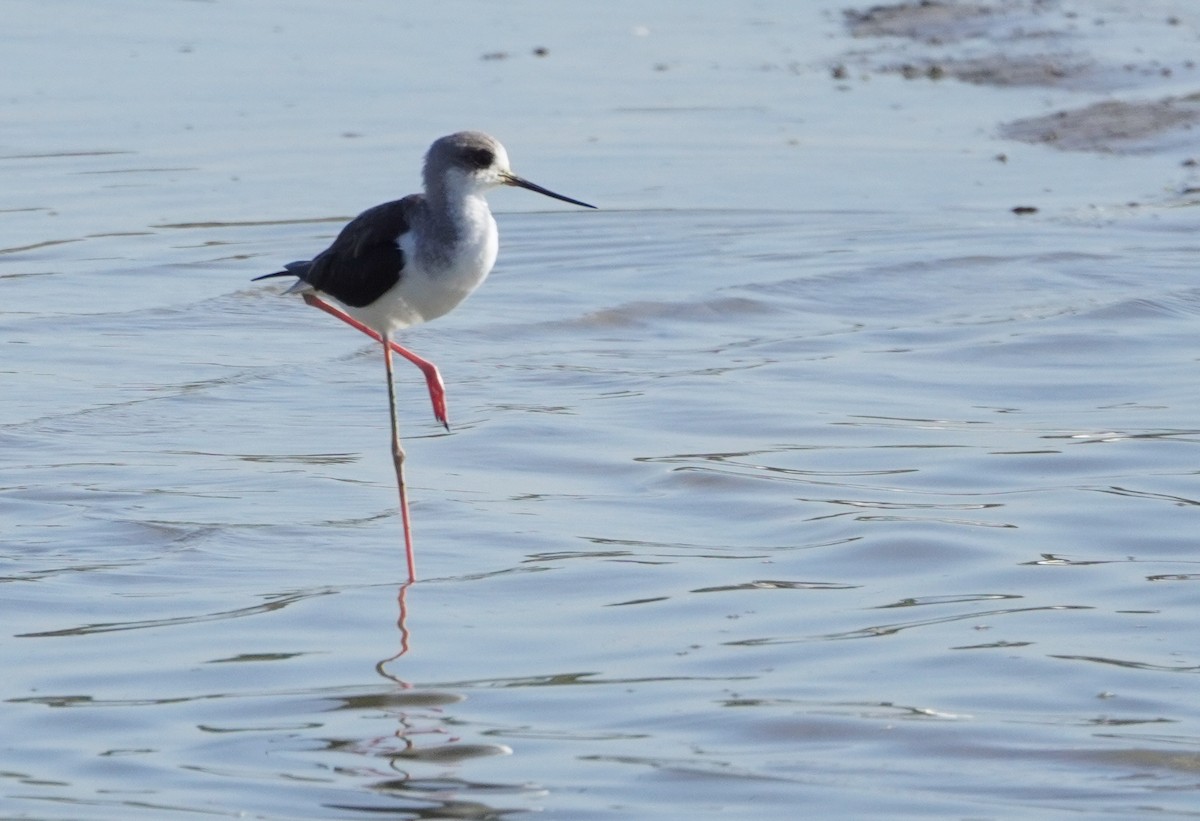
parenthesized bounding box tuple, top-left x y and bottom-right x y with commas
(426, 181, 490, 231)
(419, 188, 494, 269)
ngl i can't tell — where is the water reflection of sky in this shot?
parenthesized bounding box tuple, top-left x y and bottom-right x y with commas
(5, 2, 1200, 819)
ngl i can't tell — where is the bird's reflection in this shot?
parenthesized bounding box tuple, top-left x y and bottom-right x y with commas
(376, 581, 414, 674)
(311, 583, 527, 816)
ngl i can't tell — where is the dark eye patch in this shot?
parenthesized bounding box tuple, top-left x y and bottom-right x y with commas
(462, 147, 495, 169)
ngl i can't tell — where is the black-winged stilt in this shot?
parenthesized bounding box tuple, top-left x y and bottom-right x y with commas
(255, 131, 594, 580)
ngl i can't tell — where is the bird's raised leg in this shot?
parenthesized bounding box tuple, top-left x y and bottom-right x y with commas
(303, 292, 448, 429)
(383, 333, 418, 583)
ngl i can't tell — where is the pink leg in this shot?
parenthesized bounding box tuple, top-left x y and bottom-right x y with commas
(303, 293, 448, 430)
(383, 335, 418, 583)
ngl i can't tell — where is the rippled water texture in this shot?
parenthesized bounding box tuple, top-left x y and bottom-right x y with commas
(5, 2, 1200, 819)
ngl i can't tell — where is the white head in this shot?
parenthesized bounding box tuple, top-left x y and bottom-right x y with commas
(424, 131, 595, 208)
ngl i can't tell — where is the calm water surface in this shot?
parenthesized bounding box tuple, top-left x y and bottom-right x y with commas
(4, 2, 1200, 819)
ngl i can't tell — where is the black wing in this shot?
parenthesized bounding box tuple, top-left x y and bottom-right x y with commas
(255, 196, 417, 308)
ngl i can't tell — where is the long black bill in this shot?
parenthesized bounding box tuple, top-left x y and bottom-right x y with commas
(503, 173, 596, 209)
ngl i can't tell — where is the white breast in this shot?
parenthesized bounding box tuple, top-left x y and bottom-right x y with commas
(351, 198, 498, 334)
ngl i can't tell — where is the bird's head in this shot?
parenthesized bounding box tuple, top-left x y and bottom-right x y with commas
(426, 131, 595, 209)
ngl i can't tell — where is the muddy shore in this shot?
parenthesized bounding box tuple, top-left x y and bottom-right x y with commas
(837, 1, 1200, 155)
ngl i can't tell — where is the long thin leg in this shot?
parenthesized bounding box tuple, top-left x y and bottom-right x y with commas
(384, 333, 418, 583)
(303, 292, 448, 429)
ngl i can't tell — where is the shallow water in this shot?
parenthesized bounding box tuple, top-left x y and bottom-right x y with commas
(5, 1, 1200, 819)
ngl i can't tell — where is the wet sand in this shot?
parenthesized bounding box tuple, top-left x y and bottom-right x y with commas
(840, 0, 1200, 154)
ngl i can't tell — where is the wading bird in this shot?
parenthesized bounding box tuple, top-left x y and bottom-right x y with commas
(255, 131, 594, 580)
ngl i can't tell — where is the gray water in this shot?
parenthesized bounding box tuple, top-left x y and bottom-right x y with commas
(5, 2, 1200, 819)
